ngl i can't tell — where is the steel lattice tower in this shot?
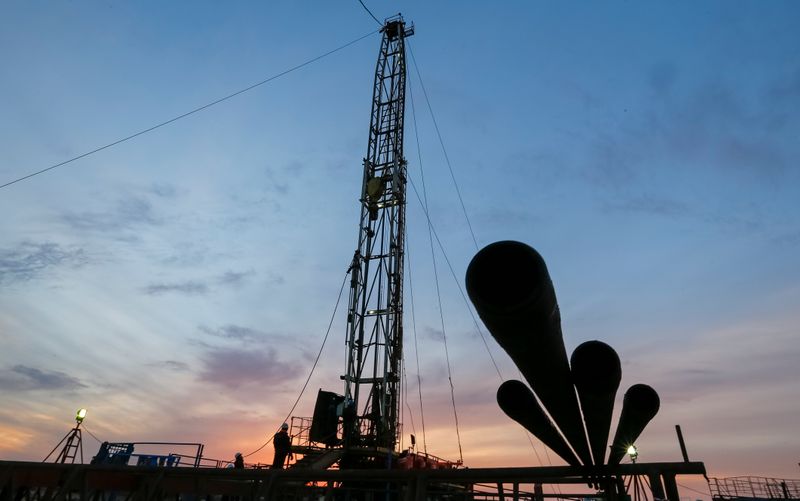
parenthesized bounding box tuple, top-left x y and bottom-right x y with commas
(342, 15, 413, 452)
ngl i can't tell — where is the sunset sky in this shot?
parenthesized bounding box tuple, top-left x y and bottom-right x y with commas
(1, 1, 799, 495)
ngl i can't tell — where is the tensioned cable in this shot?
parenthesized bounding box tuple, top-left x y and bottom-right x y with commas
(407, 43, 480, 251)
(82, 424, 103, 444)
(413, 46, 560, 484)
(0, 29, 379, 191)
(677, 482, 713, 497)
(405, 171, 503, 380)
(243, 269, 350, 458)
(539, 429, 565, 496)
(400, 356, 417, 440)
(521, 430, 566, 497)
(409, 42, 551, 484)
(405, 46, 502, 380)
(356, 0, 382, 26)
(404, 226, 428, 454)
(409, 80, 463, 464)
(515, 367, 563, 495)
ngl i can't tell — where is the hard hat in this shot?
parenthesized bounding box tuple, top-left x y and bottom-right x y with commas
(281, 422, 289, 430)
(235, 452, 242, 457)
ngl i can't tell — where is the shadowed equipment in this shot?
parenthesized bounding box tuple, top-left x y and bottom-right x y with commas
(608, 383, 661, 465)
(497, 380, 581, 466)
(466, 240, 592, 465)
(571, 340, 622, 465)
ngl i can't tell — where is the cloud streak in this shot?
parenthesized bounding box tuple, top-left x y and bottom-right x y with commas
(0, 365, 87, 391)
(199, 324, 269, 343)
(143, 281, 209, 296)
(604, 194, 690, 218)
(216, 270, 253, 287)
(61, 196, 161, 233)
(0, 242, 86, 286)
(582, 70, 799, 203)
(141, 269, 254, 296)
(147, 360, 190, 372)
(198, 346, 297, 389)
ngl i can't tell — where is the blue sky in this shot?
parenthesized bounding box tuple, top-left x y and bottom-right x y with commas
(1, 0, 799, 489)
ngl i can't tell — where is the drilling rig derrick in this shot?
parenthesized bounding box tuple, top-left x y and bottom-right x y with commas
(341, 14, 414, 454)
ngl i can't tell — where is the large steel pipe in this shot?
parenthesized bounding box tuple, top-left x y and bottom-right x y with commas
(497, 380, 581, 467)
(607, 384, 660, 465)
(466, 240, 592, 465)
(571, 340, 622, 465)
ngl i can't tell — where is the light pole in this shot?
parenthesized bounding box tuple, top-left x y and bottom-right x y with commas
(624, 445, 651, 501)
(44, 408, 87, 464)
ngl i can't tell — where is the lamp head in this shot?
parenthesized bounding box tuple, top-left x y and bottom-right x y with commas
(76, 408, 87, 423)
(626, 444, 639, 462)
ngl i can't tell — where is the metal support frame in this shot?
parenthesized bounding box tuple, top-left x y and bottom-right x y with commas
(0, 460, 707, 501)
(43, 427, 83, 465)
(342, 14, 414, 452)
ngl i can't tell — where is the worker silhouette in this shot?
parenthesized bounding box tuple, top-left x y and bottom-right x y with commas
(233, 452, 244, 469)
(272, 423, 292, 468)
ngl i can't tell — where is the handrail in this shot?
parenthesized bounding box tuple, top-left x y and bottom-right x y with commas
(709, 476, 800, 500)
(1, 458, 707, 501)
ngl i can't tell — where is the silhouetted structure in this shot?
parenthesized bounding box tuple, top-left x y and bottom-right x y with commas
(339, 14, 414, 454)
(466, 240, 663, 472)
(466, 241, 593, 465)
(572, 340, 621, 465)
(2, 16, 716, 501)
(608, 384, 660, 465)
(43, 409, 86, 464)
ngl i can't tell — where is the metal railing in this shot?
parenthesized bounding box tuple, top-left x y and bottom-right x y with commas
(89, 442, 206, 468)
(1, 460, 706, 501)
(709, 476, 800, 500)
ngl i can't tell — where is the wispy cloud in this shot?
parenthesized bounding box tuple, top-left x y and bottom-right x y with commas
(61, 196, 160, 233)
(161, 243, 215, 267)
(647, 61, 678, 98)
(199, 324, 268, 343)
(474, 208, 541, 227)
(766, 67, 800, 102)
(0, 365, 87, 391)
(149, 183, 178, 199)
(197, 325, 309, 355)
(143, 280, 209, 296)
(603, 193, 765, 235)
(604, 195, 690, 218)
(582, 70, 798, 200)
(216, 270, 254, 287)
(626, 320, 800, 404)
(141, 269, 254, 296)
(263, 161, 308, 196)
(146, 360, 190, 372)
(0, 242, 86, 286)
(198, 346, 297, 389)
(423, 326, 445, 343)
(772, 230, 800, 247)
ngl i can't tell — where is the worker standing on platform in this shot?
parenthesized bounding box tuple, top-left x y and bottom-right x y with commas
(272, 423, 292, 468)
(233, 452, 244, 469)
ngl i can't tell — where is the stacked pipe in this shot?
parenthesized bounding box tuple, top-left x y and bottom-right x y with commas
(466, 241, 660, 466)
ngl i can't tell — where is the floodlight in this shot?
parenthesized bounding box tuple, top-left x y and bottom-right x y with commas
(76, 408, 87, 423)
(627, 444, 639, 462)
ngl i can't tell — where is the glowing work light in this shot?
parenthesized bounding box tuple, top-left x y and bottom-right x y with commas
(627, 444, 639, 462)
(76, 408, 87, 423)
